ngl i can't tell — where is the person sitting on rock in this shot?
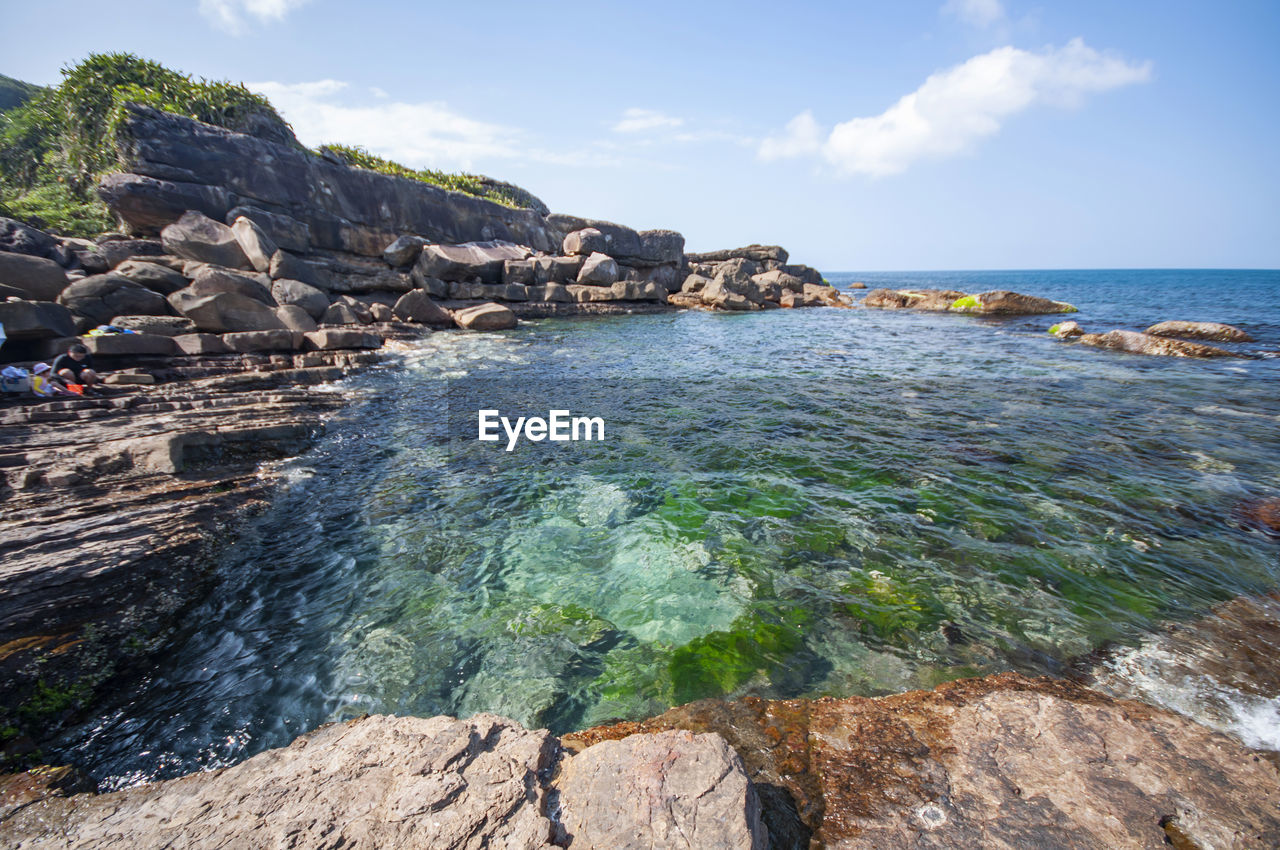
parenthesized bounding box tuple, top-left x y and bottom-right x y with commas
(51, 343, 98, 387)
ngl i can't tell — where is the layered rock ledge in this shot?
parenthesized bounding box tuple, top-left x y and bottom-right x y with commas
(2, 673, 1276, 849)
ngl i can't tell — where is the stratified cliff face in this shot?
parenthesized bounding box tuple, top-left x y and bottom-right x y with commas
(100, 105, 564, 254)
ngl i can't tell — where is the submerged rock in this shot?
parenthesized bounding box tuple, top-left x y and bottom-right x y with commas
(1048, 320, 1084, 338)
(1145, 320, 1254, 343)
(1078, 329, 1234, 358)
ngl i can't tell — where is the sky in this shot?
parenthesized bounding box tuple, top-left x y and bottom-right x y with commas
(2, 0, 1278, 270)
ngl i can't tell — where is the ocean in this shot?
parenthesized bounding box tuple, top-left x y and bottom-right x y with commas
(56, 269, 1280, 789)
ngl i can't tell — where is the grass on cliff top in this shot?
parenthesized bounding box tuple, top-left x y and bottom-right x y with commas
(317, 144, 544, 212)
(0, 53, 542, 237)
(0, 53, 288, 236)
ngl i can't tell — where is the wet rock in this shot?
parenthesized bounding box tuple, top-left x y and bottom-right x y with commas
(950, 290, 1078, 314)
(382, 234, 426, 268)
(1048, 320, 1084, 338)
(392, 290, 453, 326)
(556, 729, 768, 850)
(0, 299, 77, 340)
(160, 211, 252, 270)
(58, 274, 171, 324)
(1145, 320, 1254, 343)
(687, 245, 789, 264)
(1079, 329, 1234, 358)
(576, 252, 619, 286)
(112, 260, 188, 295)
(2, 714, 558, 850)
(454, 302, 517, 330)
(83, 333, 178, 356)
(416, 240, 532, 284)
(270, 278, 330, 320)
(0, 251, 68, 301)
(275, 305, 318, 333)
(222, 329, 300, 353)
(303, 329, 383, 350)
(1240, 499, 1280, 535)
(230, 216, 278, 273)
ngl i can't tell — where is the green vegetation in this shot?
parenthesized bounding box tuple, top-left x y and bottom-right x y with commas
(0, 73, 44, 112)
(0, 53, 542, 236)
(0, 53, 289, 235)
(949, 294, 981, 311)
(668, 607, 808, 703)
(17, 678, 90, 724)
(317, 144, 543, 211)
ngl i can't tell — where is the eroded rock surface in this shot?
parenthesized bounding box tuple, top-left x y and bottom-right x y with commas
(1145, 320, 1254, 343)
(2, 714, 560, 850)
(1078, 329, 1234, 358)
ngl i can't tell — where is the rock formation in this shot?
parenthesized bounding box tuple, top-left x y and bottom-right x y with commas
(1078, 329, 1234, 358)
(862, 288, 1078, 314)
(1144, 320, 1254, 343)
(3, 673, 1277, 850)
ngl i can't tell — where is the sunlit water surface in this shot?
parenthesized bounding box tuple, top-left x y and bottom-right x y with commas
(56, 270, 1280, 788)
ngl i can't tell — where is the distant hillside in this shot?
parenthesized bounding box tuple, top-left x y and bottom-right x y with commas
(0, 73, 43, 112)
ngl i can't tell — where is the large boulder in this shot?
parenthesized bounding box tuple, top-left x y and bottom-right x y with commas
(454, 302, 517, 331)
(532, 255, 583, 284)
(230, 216, 278, 273)
(271, 278, 330, 320)
(222, 329, 299, 353)
(862, 288, 967, 311)
(58, 274, 171, 324)
(382, 235, 426, 268)
(224, 205, 311, 253)
(0, 216, 60, 259)
(83, 333, 178, 356)
(393, 290, 453, 326)
(92, 237, 166, 270)
(1145, 320, 1254, 343)
(503, 259, 536, 285)
(950, 290, 1077, 314)
(556, 730, 767, 850)
(320, 299, 372, 325)
(304, 329, 383, 350)
(563, 227, 607, 256)
(98, 172, 233, 233)
(686, 245, 789, 264)
(112, 260, 188, 295)
(1, 714, 558, 850)
(0, 251, 68, 301)
(110, 315, 197, 336)
(268, 250, 324, 287)
(161, 211, 253, 269)
(275, 305, 318, 333)
(415, 241, 532, 284)
(752, 269, 805, 294)
(701, 277, 756, 311)
(577, 252, 619, 286)
(0, 299, 77, 340)
(187, 267, 274, 306)
(1078, 329, 1235, 358)
(168, 288, 287, 333)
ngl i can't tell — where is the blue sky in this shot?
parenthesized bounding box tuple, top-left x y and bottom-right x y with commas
(3, 0, 1278, 269)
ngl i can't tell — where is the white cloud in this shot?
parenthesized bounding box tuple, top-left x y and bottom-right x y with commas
(613, 108, 684, 133)
(251, 80, 523, 170)
(942, 0, 1005, 28)
(199, 0, 311, 33)
(760, 39, 1151, 178)
(758, 111, 823, 161)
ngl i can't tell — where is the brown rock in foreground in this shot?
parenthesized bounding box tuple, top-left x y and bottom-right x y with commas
(555, 729, 768, 850)
(454, 301, 517, 330)
(1145, 320, 1254, 343)
(567, 673, 1280, 850)
(1079, 329, 1235, 358)
(1, 714, 560, 849)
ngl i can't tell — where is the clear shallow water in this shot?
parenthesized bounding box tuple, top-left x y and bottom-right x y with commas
(57, 270, 1280, 789)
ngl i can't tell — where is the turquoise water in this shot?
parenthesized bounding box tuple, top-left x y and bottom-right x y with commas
(59, 270, 1280, 788)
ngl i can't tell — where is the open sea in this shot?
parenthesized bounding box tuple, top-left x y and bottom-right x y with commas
(53, 269, 1280, 789)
